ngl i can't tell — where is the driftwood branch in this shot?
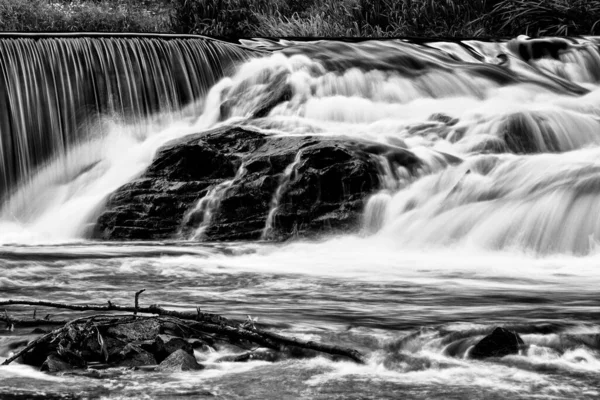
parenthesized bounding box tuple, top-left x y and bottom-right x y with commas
(0, 300, 228, 325)
(134, 289, 145, 316)
(0, 297, 365, 364)
(257, 329, 365, 363)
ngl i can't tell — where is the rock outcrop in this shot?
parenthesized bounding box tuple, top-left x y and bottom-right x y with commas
(93, 125, 421, 241)
(19, 318, 209, 371)
(469, 327, 525, 359)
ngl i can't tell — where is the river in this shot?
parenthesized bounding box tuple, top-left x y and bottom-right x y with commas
(1, 36, 600, 399)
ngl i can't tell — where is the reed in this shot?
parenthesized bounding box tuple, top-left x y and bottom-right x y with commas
(486, 0, 600, 36)
(0, 0, 170, 32)
(0, 0, 598, 37)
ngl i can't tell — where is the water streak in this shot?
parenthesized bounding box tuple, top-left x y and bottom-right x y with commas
(182, 163, 247, 240)
(0, 35, 253, 198)
(2, 36, 600, 253)
(261, 151, 303, 240)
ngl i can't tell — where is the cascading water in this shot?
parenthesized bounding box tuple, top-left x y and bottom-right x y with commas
(261, 151, 303, 240)
(182, 163, 247, 240)
(0, 34, 254, 199)
(2, 35, 600, 399)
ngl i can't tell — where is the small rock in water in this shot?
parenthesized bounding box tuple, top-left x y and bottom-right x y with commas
(153, 334, 194, 363)
(40, 353, 74, 373)
(428, 112, 458, 126)
(157, 349, 204, 372)
(469, 327, 525, 359)
(187, 338, 214, 352)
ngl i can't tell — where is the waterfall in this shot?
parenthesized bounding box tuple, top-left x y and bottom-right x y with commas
(0, 34, 254, 198)
(2, 35, 600, 253)
(182, 163, 247, 240)
(261, 152, 303, 240)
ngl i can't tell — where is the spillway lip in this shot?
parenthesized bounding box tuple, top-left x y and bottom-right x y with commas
(0, 32, 269, 52)
(0, 32, 219, 39)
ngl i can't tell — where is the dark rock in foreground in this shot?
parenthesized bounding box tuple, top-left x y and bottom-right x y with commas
(153, 334, 195, 363)
(93, 125, 421, 241)
(41, 354, 75, 373)
(18, 318, 210, 372)
(469, 327, 525, 359)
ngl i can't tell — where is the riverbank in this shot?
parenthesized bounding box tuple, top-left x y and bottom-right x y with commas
(0, 0, 599, 38)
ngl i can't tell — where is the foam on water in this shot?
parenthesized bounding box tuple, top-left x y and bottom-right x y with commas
(0, 84, 227, 243)
(2, 37, 600, 251)
(1, 36, 600, 398)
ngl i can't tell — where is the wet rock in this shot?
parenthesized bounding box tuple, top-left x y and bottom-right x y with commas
(93, 126, 421, 241)
(187, 338, 214, 353)
(428, 113, 458, 126)
(114, 344, 157, 368)
(457, 134, 508, 154)
(106, 319, 161, 342)
(217, 348, 279, 363)
(469, 327, 525, 359)
(153, 334, 194, 363)
(82, 334, 123, 362)
(40, 353, 74, 373)
(65, 369, 103, 379)
(22, 340, 57, 367)
(157, 349, 204, 372)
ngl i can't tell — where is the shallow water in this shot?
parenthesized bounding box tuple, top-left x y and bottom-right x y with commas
(1, 239, 600, 399)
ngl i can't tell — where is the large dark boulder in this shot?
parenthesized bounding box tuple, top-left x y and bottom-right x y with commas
(93, 126, 421, 241)
(469, 327, 525, 359)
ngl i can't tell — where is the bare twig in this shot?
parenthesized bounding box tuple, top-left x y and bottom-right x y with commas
(134, 289, 146, 316)
(0, 300, 228, 325)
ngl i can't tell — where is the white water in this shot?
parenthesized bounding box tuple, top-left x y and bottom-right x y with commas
(1, 37, 600, 399)
(0, 80, 228, 243)
(182, 162, 247, 240)
(261, 151, 303, 239)
(2, 38, 600, 251)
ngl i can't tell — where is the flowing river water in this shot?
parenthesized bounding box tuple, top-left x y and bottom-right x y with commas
(1, 36, 600, 399)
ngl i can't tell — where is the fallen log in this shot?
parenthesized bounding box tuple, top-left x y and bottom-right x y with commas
(0, 294, 366, 367)
(0, 299, 228, 325)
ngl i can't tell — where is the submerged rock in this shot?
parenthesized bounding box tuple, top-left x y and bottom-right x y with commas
(469, 327, 525, 359)
(157, 349, 204, 372)
(93, 126, 421, 241)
